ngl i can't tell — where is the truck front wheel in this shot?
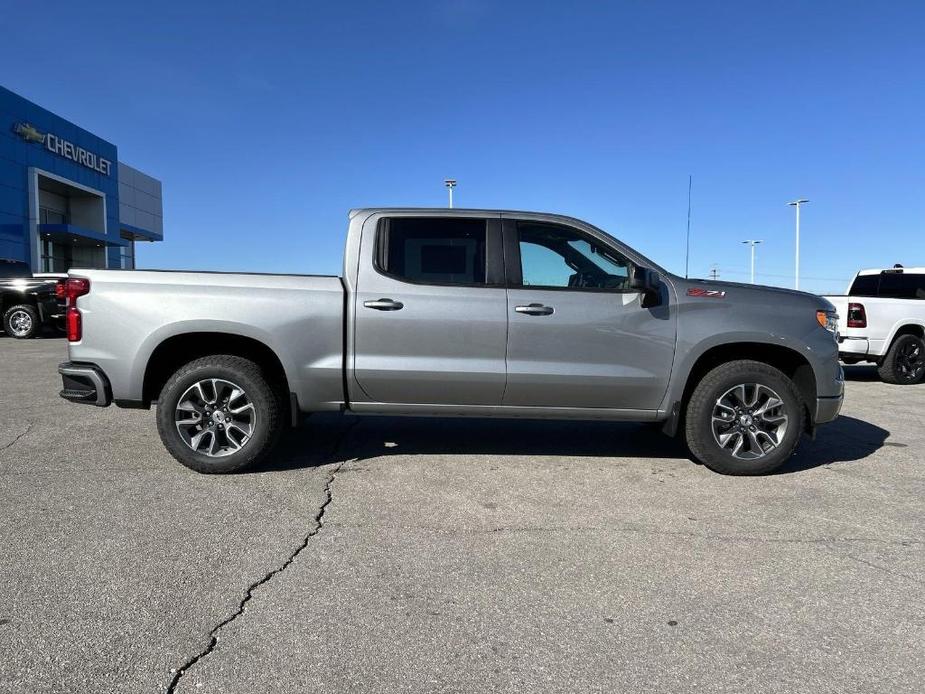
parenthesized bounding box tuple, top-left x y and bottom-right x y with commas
(155, 355, 283, 474)
(876, 334, 925, 385)
(684, 360, 804, 475)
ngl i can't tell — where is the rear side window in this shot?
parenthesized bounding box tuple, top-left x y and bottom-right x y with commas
(879, 271, 914, 299)
(884, 272, 925, 299)
(906, 274, 925, 299)
(377, 218, 487, 286)
(0, 260, 31, 278)
(848, 274, 879, 297)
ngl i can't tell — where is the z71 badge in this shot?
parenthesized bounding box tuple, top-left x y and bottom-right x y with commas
(687, 287, 727, 298)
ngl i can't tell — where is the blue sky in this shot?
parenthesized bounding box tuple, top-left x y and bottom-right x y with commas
(2, 1, 923, 294)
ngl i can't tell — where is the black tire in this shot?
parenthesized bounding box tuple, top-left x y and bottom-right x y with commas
(3, 304, 40, 339)
(156, 355, 283, 474)
(684, 360, 805, 475)
(876, 334, 925, 385)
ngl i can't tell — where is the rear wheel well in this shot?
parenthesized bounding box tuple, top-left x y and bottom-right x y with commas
(891, 324, 924, 342)
(681, 343, 816, 427)
(878, 325, 925, 365)
(143, 333, 290, 409)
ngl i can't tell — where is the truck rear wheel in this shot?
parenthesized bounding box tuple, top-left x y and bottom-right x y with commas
(3, 304, 39, 339)
(877, 334, 925, 385)
(684, 360, 804, 475)
(155, 355, 283, 474)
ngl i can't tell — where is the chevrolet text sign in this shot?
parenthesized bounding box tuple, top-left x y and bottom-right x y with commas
(13, 122, 112, 176)
(45, 133, 111, 176)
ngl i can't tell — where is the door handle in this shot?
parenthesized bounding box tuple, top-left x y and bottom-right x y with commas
(364, 298, 404, 311)
(514, 303, 554, 316)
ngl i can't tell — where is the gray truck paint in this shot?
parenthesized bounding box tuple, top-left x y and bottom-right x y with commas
(65, 208, 843, 425)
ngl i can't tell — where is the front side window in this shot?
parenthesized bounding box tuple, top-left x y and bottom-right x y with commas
(517, 222, 632, 290)
(378, 217, 487, 285)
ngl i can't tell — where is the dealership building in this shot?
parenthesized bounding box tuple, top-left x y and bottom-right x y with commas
(0, 85, 162, 272)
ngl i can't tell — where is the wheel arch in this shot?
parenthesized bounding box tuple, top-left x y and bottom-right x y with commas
(884, 321, 925, 351)
(673, 342, 817, 433)
(142, 332, 292, 410)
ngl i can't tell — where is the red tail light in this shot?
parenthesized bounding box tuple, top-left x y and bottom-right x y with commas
(65, 278, 91, 303)
(66, 307, 82, 342)
(847, 302, 867, 329)
(65, 278, 91, 342)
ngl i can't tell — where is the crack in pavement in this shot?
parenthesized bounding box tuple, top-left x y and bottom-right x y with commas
(165, 417, 361, 694)
(0, 421, 33, 455)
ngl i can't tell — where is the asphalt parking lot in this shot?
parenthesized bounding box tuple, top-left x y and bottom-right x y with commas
(0, 336, 922, 694)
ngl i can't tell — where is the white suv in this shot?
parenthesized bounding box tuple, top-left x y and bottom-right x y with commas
(825, 266, 925, 384)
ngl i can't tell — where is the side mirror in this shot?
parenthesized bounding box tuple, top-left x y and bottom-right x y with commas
(630, 266, 659, 292)
(629, 267, 662, 306)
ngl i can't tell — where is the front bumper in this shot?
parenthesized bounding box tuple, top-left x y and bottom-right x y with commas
(58, 362, 112, 407)
(815, 394, 843, 425)
(814, 360, 844, 425)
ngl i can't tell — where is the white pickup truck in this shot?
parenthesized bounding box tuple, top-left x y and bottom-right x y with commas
(825, 266, 925, 384)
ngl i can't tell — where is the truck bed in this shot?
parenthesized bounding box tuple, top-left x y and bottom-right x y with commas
(66, 268, 346, 411)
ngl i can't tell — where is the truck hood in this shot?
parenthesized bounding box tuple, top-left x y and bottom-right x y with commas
(676, 277, 835, 310)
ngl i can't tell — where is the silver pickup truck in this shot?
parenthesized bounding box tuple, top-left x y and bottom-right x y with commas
(58, 208, 844, 475)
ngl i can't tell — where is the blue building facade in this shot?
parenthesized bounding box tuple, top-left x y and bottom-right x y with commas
(0, 85, 162, 272)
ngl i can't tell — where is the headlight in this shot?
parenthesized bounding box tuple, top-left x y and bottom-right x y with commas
(816, 309, 838, 333)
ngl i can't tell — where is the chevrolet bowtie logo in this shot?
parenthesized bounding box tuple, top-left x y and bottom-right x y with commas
(13, 122, 46, 144)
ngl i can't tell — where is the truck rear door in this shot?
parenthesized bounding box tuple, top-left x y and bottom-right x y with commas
(351, 213, 508, 405)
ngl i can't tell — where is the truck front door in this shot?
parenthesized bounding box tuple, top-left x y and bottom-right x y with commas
(501, 216, 676, 411)
(352, 213, 508, 405)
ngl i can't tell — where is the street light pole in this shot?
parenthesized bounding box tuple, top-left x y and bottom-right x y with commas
(742, 240, 763, 284)
(788, 199, 809, 289)
(444, 179, 457, 208)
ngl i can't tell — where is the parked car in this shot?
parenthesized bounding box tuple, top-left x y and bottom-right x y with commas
(0, 258, 65, 339)
(57, 208, 843, 475)
(824, 266, 925, 384)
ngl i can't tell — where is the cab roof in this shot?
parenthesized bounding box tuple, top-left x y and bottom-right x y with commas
(857, 267, 925, 275)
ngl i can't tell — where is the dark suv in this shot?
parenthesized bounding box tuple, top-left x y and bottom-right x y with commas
(0, 259, 65, 339)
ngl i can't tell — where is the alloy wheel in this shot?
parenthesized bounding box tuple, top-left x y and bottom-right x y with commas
(175, 378, 257, 457)
(711, 383, 789, 460)
(896, 340, 924, 381)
